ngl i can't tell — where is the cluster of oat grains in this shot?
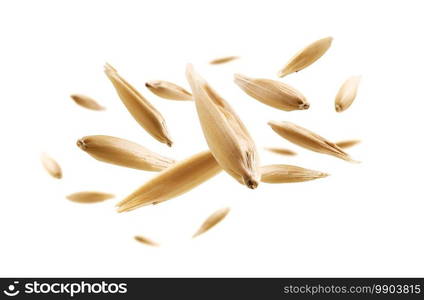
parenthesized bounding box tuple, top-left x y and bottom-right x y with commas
(41, 36, 362, 247)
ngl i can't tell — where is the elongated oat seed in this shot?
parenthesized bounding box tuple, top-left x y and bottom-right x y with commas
(77, 135, 175, 171)
(66, 191, 114, 203)
(104, 63, 173, 146)
(265, 147, 297, 156)
(134, 235, 159, 247)
(210, 56, 239, 65)
(335, 139, 361, 149)
(278, 37, 333, 77)
(117, 151, 222, 212)
(145, 80, 192, 101)
(261, 164, 328, 183)
(335, 76, 361, 112)
(70, 94, 105, 111)
(268, 121, 357, 162)
(40, 153, 62, 179)
(234, 74, 309, 111)
(186, 64, 260, 189)
(193, 207, 230, 238)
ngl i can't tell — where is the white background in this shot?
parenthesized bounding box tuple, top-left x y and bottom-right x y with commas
(1, 0, 423, 277)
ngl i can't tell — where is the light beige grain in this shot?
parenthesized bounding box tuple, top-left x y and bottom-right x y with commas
(234, 74, 309, 111)
(335, 139, 361, 149)
(261, 164, 328, 183)
(104, 63, 173, 146)
(186, 64, 260, 189)
(335, 76, 361, 112)
(66, 191, 114, 203)
(70, 94, 105, 111)
(40, 153, 62, 179)
(193, 207, 230, 238)
(77, 135, 174, 171)
(210, 56, 239, 65)
(117, 151, 222, 212)
(145, 80, 192, 101)
(265, 147, 297, 156)
(268, 121, 357, 162)
(278, 37, 333, 77)
(134, 235, 159, 247)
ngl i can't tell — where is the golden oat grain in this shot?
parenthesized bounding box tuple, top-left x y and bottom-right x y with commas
(40, 153, 62, 179)
(234, 74, 309, 111)
(186, 64, 260, 189)
(265, 147, 297, 156)
(261, 164, 328, 183)
(145, 80, 192, 101)
(77, 135, 175, 171)
(210, 56, 239, 65)
(117, 151, 222, 212)
(104, 63, 173, 146)
(193, 207, 230, 238)
(70, 94, 105, 111)
(278, 37, 333, 77)
(268, 121, 357, 162)
(335, 139, 361, 149)
(66, 191, 114, 203)
(134, 235, 159, 247)
(335, 76, 361, 112)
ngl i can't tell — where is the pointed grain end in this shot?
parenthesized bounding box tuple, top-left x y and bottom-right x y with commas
(277, 69, 288, 78)
(104, 62, 116, 73)
(115, 200, 130, 212)
(319, 172, 330, 178)
(335, 104, 343, 112)
(116, 206, 127, 213)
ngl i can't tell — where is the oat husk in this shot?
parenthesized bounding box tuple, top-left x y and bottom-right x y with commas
(234, 74, 309, 111)
(335, 76, 361, 112)
(210, 56, 239, 65)
(134, 235, 159, 247)
(261, 164, 328, 183)
(336, 139, 361, 149)
(104, 63, 173, 146)
(77, 135, 175, 171)
(66, 191, 114, 203)
(278, 37, 333, 77)
(186, 64, 260, 189)
(193, 207, 230, 238)
(41, 153, 62, 179)
(117, 151, 221, 212)
(70, 94, 105, 111)
(268, 121, 357, 162)
(145, 80, 192, 101)
(265, 147, 297, 156)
